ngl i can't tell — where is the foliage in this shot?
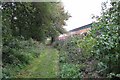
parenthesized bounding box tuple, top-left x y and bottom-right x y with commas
(1, 2, 69, 78)
(2, 39, 45, 78)
(54, 34, 96, 63)
(54, 35, 80, 63)
(54, 34, 96, 78)
(91, 1, 120, 77)
(60, 63, 82, 78)
(51, 1, 120, 78)
(1, 0, 120, 78)
(77, 35, 96, 60)
(2, 2, 69, 42)
(15, 47, 59, 78)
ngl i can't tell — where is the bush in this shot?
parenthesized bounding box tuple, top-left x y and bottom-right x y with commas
(2, 38, 44, 78)
(54, 34, 96, 64)
(91, 1, 120, 77)
(54, 34, 97, 78)
(60, 63, 82, 78)
(54, 35, 83, 63)
(92, 25, 120, 77)
(77, 35, 96, 61)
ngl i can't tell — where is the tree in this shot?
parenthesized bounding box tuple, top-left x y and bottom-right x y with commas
(1, 2, 70, 74)
(92, 1, 120, 77)
(2, 2, 69, 42)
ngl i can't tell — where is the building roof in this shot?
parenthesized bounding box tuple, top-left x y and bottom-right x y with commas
(69, 23, 92, 32)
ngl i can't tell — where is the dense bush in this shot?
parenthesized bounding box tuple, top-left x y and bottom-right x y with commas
(53, 1, 120, 78)
(60, 63, 82, 78)
(54, 34, 96, 63)
(92, 22, 120, 77)
(54, 35, 82, 63)
(54, 34, 96, 78)
(2, 38, 45, 78)
(91, 1, 120, 77)
(77, 35, 96, 61)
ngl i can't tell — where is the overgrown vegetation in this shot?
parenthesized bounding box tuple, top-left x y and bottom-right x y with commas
(15, 47, 59, 78)
(54, 1, 120, 78)
(91, 1, 120, 77)
(2, 39, 45, 78)
(54, 34, 97, 78)
(1, 2, 69, 78)
(1, 1, 120, 79)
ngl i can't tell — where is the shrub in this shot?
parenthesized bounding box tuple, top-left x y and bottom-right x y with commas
(54, 34, 97, 78)
(60, 63, 82, 78)
(77, 35, 96, 61)
(92, 25, 120, 76)
(2, 38, 44, 78)
(91, 1, 120, 77)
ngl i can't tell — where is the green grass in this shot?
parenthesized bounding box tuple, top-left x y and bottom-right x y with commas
(16, 47, 59, 78)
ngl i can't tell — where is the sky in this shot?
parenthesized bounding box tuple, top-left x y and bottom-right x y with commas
(61, 0, 109, 31)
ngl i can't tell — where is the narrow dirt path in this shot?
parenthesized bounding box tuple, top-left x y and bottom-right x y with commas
(16, 47, 59, 78)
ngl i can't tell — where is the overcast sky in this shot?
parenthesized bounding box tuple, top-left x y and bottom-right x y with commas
(61, 0, 109, 31)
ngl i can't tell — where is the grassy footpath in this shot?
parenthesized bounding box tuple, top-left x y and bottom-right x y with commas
(16, 47, 59, 78)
